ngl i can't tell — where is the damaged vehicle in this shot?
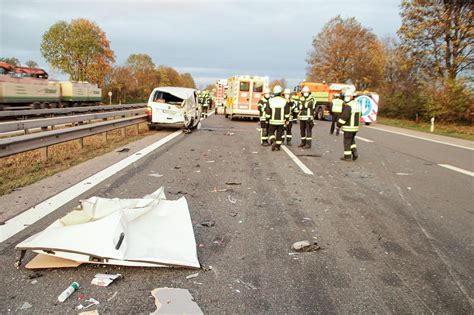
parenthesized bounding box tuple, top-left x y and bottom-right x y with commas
(146, 87, 201, 130)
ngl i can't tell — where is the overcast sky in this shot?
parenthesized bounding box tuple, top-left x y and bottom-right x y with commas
(1, 0, 401, 88)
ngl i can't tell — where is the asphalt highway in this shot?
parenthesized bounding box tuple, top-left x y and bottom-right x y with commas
(1, 114, 473, 314)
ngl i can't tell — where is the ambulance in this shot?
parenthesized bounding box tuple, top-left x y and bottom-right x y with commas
(225, 75, 268, 120)
(214, 79, 227, 115)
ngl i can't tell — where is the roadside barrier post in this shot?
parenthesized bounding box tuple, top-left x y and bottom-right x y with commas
(430, 117, 435, 133)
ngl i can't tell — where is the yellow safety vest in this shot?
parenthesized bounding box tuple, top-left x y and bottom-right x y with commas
(331, 99, 343, 113)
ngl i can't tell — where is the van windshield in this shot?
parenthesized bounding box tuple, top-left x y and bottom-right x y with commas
(153, 91, 184, 105)
(253, 82, 263, 92)
(240, 82, 249, 92)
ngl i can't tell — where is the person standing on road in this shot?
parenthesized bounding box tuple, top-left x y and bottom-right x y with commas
(330, 93, 343, 136)
(266, 85, 290, 151)
(337, 91, 362, 161)
(291, 92, 300, 125)
(258, 88, 271, 146)
(282, 88, 297, 146)
(298, 86, 315, 149)
(200, 91, 211, 118)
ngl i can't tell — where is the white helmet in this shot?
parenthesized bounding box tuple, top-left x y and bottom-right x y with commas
(273, 85, 283, 95)
(283, 88, 291, 95)
(343, 90, 353, 102)
(302, 86, 310, 96)
(264, 87, 271, 97)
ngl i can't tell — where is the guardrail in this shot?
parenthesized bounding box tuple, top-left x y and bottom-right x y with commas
(0, 115, 148, 158)
(0, 103, 146, 119)
(0, 108, 146, 133)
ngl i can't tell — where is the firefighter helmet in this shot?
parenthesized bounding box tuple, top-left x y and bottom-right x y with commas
(264, 87, 271, 97)
(273, 85, 283, 95)
(302, 86, 310, 97)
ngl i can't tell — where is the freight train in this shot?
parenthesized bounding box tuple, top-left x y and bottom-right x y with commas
(0, 62, 102, 110)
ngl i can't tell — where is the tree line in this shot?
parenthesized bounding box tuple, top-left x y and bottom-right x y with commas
(306, 1, 472, 124)
(1, 18, 196, 104)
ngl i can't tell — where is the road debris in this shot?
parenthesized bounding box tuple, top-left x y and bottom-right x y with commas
(117, 148, 130, 153)
(396, 172, 412, 176)
(16, 187, 200, 269)
(30, 279, 38, 284)
(236, 279, 257, 290)
(186, 273, 199, 279)
(174, 166, 181, 169)
(28, 271, 42, 279)
(291, 240, 321, 252)
(91, 273, 122, 287)
(20, 302, 32, 310)
(210, 188, 228, 192)
(228, 195, 237, 204)
(148, 173, 164, 178)
(251, 151, 258, 154)
(151, 288, 203, 315)
(229, 212, 238, 217)
(107, 291, 118, 302)
(225, 182, 242, 186)
(226, 132, 234, 136)
(199, 220, 215, 227)
(76, 298, 100, 310)
(58, 282, 79, 302)
(79, 310, 99, 315)
(206, 160, 215, 163)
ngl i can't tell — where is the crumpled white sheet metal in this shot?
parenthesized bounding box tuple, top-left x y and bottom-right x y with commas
(16, 187, 200, 268)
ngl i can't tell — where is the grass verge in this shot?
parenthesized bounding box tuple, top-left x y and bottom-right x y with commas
(376, 117, 474, 141)
(0, 123, 153, 196)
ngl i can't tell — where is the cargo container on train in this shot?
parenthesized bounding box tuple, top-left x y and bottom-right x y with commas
(225, 75, 268, 120)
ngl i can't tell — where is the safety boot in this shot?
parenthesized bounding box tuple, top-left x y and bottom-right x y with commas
(352, 148, 358, 161)
(298, 140, 306, 147)
(271, 144, 276, 151)
(286, 139, 292, 146)
(304, 140, 312, 149)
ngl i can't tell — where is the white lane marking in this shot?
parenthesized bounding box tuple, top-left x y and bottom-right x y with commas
(0, 130, 183, 243)
(355, 136, 374, 143)
(438, 164, 474, 177)
(368, 126, 474, 151)
(281, 145, 314, 175)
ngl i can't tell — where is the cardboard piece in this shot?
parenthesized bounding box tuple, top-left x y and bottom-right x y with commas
(26, 253, 82, 269)
(151, 288, 203, 315)
(17, 187, 200, 268)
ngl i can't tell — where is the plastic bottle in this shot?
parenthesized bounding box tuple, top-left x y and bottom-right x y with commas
(58, 282, 79, 302)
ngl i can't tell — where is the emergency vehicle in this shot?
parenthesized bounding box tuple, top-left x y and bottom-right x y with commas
(295, 81, 379, 124)
(214, 79, 227, 107)
(225, 75, 268, 120)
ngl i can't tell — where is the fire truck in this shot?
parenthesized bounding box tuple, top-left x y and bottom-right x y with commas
(225, 75, 268, 120)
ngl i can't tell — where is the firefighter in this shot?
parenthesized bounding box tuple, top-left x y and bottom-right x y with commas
(298, 86, 315, 148)
(337, 91, 362, 161)
(330, 93, 344, 135)
(258, 88, 271, 145)
(266, 85, 290, 151)
(283, 88, 296, 145)
(291, 93, 300, 125)
(201, 91, 211, 118)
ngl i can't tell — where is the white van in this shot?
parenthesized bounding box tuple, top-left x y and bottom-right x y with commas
(146, 87, 201, 130)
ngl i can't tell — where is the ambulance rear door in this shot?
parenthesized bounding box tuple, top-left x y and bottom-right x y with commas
(237, 80, 251, 111)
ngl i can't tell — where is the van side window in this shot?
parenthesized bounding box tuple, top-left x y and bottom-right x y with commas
(253, 82, 263, 92)
(240, 82, 249, 92)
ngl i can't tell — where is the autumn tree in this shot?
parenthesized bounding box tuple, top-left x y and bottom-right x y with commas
(0, 57, 20, 66)
(180, 73, 196, 88)
(41, 18, 115, 83)
(157, 66, 171, 87)
(269, 78, 287, 90)
(25, 60, 38, 68)
(399, 0, 473, 81)
(306, 16, 385, 90)
(126, 53, 158, 100)
(104, 66, 134, 104)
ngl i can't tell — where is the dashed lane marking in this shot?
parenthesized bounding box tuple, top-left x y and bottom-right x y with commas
(438, 164, 474, 177)
(0, 130, 183, 243)
(281, 145, 314, 175)
(368, 126, 474, 151)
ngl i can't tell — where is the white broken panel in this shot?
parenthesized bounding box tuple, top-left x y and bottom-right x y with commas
(151, 288, 203, 315)
(16, 187, 200, 268)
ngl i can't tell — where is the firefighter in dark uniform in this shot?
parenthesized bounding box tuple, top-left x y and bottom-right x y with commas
(200, 91, 211, 118)
(266, 85, 290, 151)
(330, 93, 343, 135)
(298, 86, 315, 148)
(337, 91, 362, 161)
(258, 88, 271, 146)
(291, 93, 300, 125)
(282, 88, 296, 146)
